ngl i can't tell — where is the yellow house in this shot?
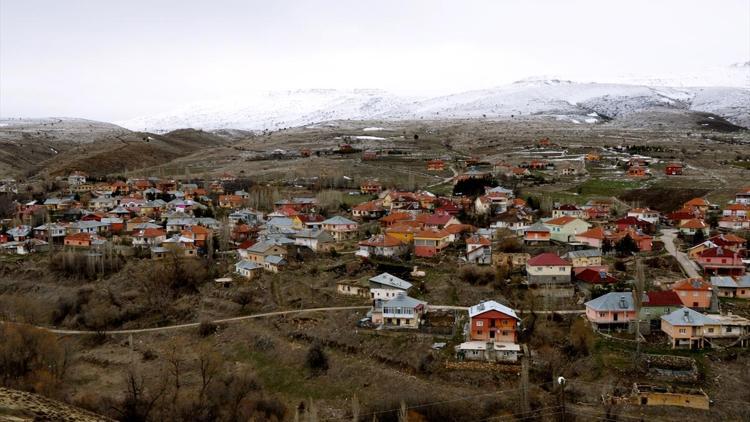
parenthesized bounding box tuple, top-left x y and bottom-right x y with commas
(385, 223, 420, 244)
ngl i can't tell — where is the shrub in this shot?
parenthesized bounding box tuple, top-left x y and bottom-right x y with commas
(198, 320, 218, 337)
(305, 342, 329, 375)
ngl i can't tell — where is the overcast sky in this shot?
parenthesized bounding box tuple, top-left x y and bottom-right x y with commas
(1, 0, 748, 122)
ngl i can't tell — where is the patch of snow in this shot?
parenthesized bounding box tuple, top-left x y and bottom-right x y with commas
(362, 127, 385, 131)
(584, 118, 597, 123)
(571, 119, 581, 124)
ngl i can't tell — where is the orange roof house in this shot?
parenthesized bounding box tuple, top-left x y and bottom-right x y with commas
(672, 278, 713, 310)
(427, 159, 445, 171)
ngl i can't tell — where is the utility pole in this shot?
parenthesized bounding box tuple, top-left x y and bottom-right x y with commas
(558, 376, 566, 422)
(635, 257, 645, 363)
(520, 344, 530, 415)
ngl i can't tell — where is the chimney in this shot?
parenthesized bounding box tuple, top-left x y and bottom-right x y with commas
(683, 310, 690, 322)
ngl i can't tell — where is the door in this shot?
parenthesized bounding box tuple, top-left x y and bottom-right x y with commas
(613, 312, 618, 322)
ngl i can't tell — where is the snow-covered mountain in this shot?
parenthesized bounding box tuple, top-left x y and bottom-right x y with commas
(118, 79, 750, 132)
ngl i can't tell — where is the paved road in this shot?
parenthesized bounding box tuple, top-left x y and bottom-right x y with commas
(2, 305, 583, 336)
(659, 228, 701, 278)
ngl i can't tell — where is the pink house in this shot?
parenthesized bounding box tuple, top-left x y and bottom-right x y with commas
(584, 292, 637, 330)
(695, 247, 745, 276)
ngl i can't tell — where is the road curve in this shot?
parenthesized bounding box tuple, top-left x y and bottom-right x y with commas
(1, 305, 583, 336)
(659, 228, 701, 278)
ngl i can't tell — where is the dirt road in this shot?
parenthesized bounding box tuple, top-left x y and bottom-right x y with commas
(659, 228, 701, 278)
(1, 305, 584, 336)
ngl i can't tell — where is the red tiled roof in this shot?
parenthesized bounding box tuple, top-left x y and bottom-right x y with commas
(644, 290, 682, 307)
(576, 268, 617, 284)
(577, 226, 605, 240)
(679, 219, 707, 229)
(684, 198, 709, 207)
(527, 252, 570, 267)
(414, 229, 450, 239)
(673, 278, 711, 291)
(545, 216, 578, 226)
(359, 234, 403, 247)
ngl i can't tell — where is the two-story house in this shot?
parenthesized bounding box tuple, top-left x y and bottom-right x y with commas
(526, 253, 572, 285)
(672, 278, 713, 310)
(585, 292, 636, 330)
(457, 300, 521, 362)
(321, 216, 359, 241)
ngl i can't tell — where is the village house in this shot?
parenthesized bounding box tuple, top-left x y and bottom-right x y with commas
(293, 229, 335, 252)
(627, 208, 661, 225)
(661, 307, 750, 349)
(523, 222, 551, 244)
(607, 228, 654, 252)
(664, 163, 684, 175)
(683, 197, 710, 214)
(614, 216, 653, 233)
(564, 249, 603, 270)
(710, 275, 750, 299)
(263, 255, 287, 273)
(735, 187, 750, 205)
(426, 159, 445, 171)
(710, 233, 747, 253)
(722, 203, 749, 218)
(526, 253, 572, 285)
(385, 222, 421, 244)
(695, 247, 745, 276)
(575, 226, 605, 249)
(492, 252, 531, 270)
(359, 180, 383, 194)
(414, 229, 451, 258)
(321, 216, 359, 241)
(423, 212, 460, 230)
(672, 278, 713, 310)
(627, 166, 647, 178)
(368, 272, 412, 303)
(457, 300, 520, 362)
(64, 232, 105, 248)
(371, 293, 427, 328)
(718, 216, 750, 231)
(242, 240, 287, 265)
(552, 204, 586, 219)
(33, 223, 67, 242)
(678, 219, 709, 238)
(235, 259, 262, 279)
(357, 234, 408, 259)
(640, 290, 683, 325)
(575, 268, 618, 287)
(336, 278, 370, 298)
(585, 292, 636, 330)
(543, 216, 591, 243)
(465, 234, 491, 265)
(67, 171, 87, 186)
(351, 200, 386, 220)
(132, 228, 167, 247)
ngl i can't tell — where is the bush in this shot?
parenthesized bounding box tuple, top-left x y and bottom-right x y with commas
(459, 266, 495, 285)
(305, 342, 329, 375)
(198, 320, 218, 337)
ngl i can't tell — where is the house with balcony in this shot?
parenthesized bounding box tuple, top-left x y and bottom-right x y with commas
(695, 247, 745, 276)
(661, 307, 750, 349)
(368, 272, 413, 304)
(523, 222, 551, 244)
(585, 292, 636, 330)
(710, 275, 750, 299)
(457, 300, 521, 362)
(321, 216, 359, 241)
(414, 229, 451, 258)
(371, 293, 427, 328)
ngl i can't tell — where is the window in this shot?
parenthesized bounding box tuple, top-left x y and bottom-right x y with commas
(475, 320, 484, 327)
(726, 327, 733, 333)
(707, 328, 714, 333)
(599, 312, 607, 317)
(680, 291, 687, 296)
(679, 328, 687, 334)
(477, 330, 483, 335)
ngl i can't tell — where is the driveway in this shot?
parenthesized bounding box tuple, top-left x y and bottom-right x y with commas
(659, 228, 701, 278)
